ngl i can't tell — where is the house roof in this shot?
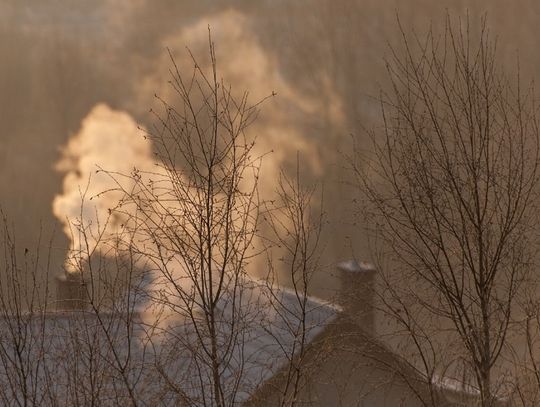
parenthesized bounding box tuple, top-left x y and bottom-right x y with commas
(138, 278, 340, 404)
(0, 279, 339, 406)
(2, 265, 502, 406)
(431, 374, 510, 406)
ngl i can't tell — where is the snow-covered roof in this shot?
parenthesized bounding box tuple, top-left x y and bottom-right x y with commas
(0, 280, 338, 406)
(431, 373, 510, 404)
(139, 279, 339, 404)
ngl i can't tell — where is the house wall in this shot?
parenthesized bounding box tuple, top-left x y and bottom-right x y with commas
(244, 318, 433, 407)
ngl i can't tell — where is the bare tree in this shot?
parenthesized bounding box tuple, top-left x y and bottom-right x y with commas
(262, 157, 326, 406)
(0, 210, 55, 407)
(352, 15, 540, 406)
(102, 31, 272, 407)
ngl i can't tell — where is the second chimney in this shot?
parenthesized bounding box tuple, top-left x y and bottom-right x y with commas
(337, 259, 376, 336)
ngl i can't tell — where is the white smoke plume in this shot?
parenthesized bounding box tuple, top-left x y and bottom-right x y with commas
(53, 103, 190, 327)
(128, 10, 348, 283)
(53, 103, 156, 271)
(52, 11, 347, 320)
(53, 102, 247, 329)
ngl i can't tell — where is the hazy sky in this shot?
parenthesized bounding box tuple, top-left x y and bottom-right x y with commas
(2, 0, 540, 296)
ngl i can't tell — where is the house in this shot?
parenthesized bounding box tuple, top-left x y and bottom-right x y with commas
(244, 261, 430, 406)
(245, 261, 511, 407)
(0, 262, 508, 406)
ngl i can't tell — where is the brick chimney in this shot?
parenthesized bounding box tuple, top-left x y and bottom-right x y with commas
(337, 259, 376, 335)
(55, 272, 88, 311)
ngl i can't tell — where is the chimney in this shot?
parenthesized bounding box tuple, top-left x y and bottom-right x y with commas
(55, 272, 88, 311)
(337, 259, 376, 336)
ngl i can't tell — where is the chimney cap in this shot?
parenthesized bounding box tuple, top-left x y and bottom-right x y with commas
(337, 259, 376, 273)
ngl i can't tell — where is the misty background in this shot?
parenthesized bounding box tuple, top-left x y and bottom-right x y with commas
(1, 0, 539, 299)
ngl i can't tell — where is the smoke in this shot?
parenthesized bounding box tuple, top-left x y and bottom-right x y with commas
(52, 103, 192, 327)
(155, 10, 347, 283)
(136, 9, 345, 197)
(52, 101, 253, 328)
(52, 103, 156, 271)
(52, 9, 349, 316)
